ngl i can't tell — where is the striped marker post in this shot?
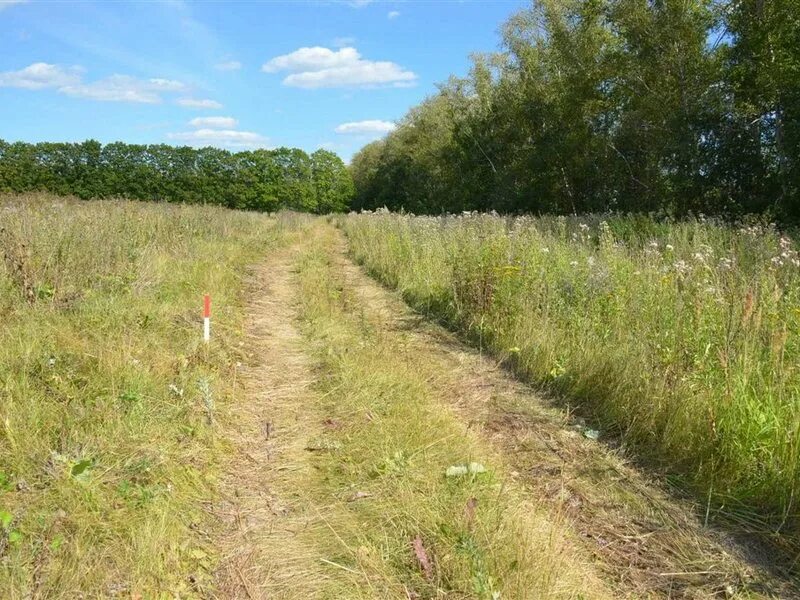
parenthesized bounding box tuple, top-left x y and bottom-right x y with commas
(203, 294, 211, 343)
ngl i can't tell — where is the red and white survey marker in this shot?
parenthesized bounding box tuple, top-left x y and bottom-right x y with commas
(203, 294, 211, 343)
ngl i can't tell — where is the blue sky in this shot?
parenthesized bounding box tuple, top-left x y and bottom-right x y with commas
(0, 0, 527, 161)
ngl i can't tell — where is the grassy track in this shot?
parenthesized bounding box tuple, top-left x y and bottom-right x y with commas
(286, 222, 611, 598)
(0, 194, 293, 597)
(224, 221, 783, 598)
(341, 212, 800, 550)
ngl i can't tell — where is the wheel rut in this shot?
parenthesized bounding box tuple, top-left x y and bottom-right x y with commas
(213, 241, 329, 599)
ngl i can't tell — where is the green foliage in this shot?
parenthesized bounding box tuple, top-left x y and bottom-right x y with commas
(0, 140, 354, 214)
(351, 0, 800, 222)
(344, 211, 800, 540)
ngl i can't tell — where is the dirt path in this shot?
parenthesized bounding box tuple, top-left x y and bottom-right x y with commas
(329, 229, 795, 599)
(209, 223, 794, 599)
(213, 241, 331, 598)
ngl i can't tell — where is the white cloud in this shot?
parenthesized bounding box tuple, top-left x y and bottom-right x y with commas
(262, 46, 416, 89)
(263, 47, 360, 74)
(346, 0, 373, 6)
(333, 36, 356, 48)
(0, 0, 27, 11)
(335, 120, 396, 135)
(59, 75, 187, 103)
(388, 10, 400, 19)
(0, 62, 82, 90)
(176, 97, 223, 109)
(147, 77, 186, 91)
(168, 128, 268, 149)
(0, 62, 199, 105)
(189, 116, 238, 128)
(215, 60, 242, 71)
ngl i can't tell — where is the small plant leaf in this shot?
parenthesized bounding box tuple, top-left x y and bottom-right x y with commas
(70, 459, 93, 478)
(0, 510, 12, 530)
(49, 534, 65, 552)
(446, 465, 469, 477)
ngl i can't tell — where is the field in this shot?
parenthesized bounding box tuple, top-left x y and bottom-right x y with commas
(1, 195, 798, 599)
(0, 194, 295, 596)
(342, 211, 800, 538)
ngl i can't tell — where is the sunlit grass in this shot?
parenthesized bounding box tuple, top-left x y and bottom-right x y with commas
(290, 224, 611, 598)
(0, 194, 292, 597)
(342, 211, 800, 542)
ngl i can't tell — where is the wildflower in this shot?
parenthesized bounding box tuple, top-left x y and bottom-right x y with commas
(540, 247, 550, 253)
(168, 384, 184, 398)
(665, 244, 674, 252)
(718, 257, 734, 270)
(673, 260, 690, 275)
(570, 260, 579, 267)
(47, 357, 56, 368)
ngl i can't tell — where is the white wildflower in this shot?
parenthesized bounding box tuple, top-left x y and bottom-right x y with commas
(673, 260, 690, 275)
(718, 257, 734, 270)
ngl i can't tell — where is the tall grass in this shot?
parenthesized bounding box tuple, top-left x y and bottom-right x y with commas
(0, 194, 290, 596)
(342, 211, 800, 540)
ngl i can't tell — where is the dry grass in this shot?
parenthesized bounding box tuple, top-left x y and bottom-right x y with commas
(0, 194, 292, 597)
(213, 230, 340, 598)
(283, 222, 613, 599)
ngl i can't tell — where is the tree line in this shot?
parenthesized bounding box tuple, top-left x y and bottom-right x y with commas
(0, 139, 354, 213)
(351, 0, 800, 222)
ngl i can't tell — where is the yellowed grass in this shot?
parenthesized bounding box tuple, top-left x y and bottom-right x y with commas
(0, 194, 292, 597)
(280, 222, 612, 599)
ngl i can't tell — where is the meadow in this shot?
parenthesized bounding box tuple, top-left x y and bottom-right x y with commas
(0, 194, 292, 596)
(342, 211, 800, 542)
(2, 194, 795, 597)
